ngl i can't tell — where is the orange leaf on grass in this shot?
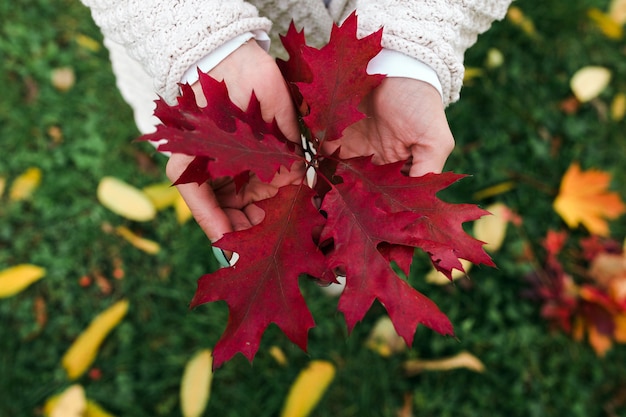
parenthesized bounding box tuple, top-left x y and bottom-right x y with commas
(553, 163, 625, 236)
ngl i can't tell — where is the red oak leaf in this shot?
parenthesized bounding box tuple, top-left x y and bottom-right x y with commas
(190, 184, 329, 368)
(291, 12, 385, 143)
(142, 73, 298, 185)
(319, 157, 493, 343)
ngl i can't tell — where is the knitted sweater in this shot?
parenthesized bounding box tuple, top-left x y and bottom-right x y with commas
(82, 0, 512, 107)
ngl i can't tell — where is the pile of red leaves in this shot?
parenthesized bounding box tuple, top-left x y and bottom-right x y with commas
(525, 230, 626, 356)
(141, 14, 493, 368)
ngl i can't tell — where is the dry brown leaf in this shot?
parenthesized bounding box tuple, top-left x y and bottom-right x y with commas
(570, 66, 612, 103)
(51, 67, 76, 92)
(115, 226, 160, 255)
(61, 299, 129, 380)
(553, 163, 625, 236)
(403, 351, 485, 376)
(0, 264, 46, 298)
(281, 360, 335, 417)
(9, 167, 42, 201)
(180, 349, 213, 417)
(97, 177, 156, 222)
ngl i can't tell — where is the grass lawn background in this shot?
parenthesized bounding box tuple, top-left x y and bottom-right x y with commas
(1, 0, 625, 416)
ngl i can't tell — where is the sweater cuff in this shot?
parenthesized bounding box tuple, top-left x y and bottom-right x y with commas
(367, 48, 444, 102)
(180, 30, 271, 85)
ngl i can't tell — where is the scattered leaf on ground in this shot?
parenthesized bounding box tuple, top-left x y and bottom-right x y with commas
(0, 264, 46, 298)
(611, 93, 626, 121)
(61, 299, 129, 380)
(180, 349, 213, 417)
(115, 226, 160, 255)
(0, 176, 6, 198)
(46, 385, 86, 417)
(175, 193, 192, 224)
(85, 400, 117, 417)
(507, 6, 537, 36)
(570, 66, 612, 102)
(588, 8, 623, 39)
(97, 176, 156, 222)
(610, 0, 626, 24)
(553, 163, 625, 236)
(269, 345, 288, 366)
(51, 67, 76, 92)
(9, 167, 42, 201)
(143, 182, 179, 210)
(473, 202, 510, 252)
(75, 34, 101, 52)
(281, 360, 335, 417)
(365, 315, 406, 357)
(403, 351, 485, 375)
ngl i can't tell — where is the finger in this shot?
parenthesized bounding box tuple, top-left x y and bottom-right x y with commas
(166, 155, 232, 242)
(408, 132, 455, 177)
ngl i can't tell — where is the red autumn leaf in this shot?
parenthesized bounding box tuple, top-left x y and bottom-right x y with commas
(191, 184, 329, 368)
(142, 73, 300, 185)
(290, 12, 385, 143)
(139, 13, 494, 368)
(319, 157, 492, 343)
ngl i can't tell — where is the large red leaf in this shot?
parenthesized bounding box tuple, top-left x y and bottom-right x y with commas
(141, 73, 299, 185)
(292, 12, 385, 143)
(319, 157, 493, 344)
(190, 184, 329, 368)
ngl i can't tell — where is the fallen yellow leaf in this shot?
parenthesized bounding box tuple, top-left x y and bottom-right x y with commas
(175, 193, 193, 224)
(365, 315, 406, 357)
(588, 8, 623, 39)
(75, 34, 101, 52)
(425, 259, 473, 285)
(47, 385, 86, 417)
(507, 6, 537, 36)
(143, 182, 179, 210)
(180, 349, 213, 417)
(0, 264, 46, 298)
(97, 177, 156, 222)
(570, 66, 612, 103)
(403, 351, 485, 376)
(473, 203, 510, 252)
(611, 93, 626, 121)
(61, 299, 129, 380)
(281, 360, 335, 417)
(51, 67, 76, 92)
(553, 163, 625, 236)
(610, 0, 626, 24)
(269, 345, 288, 366)
(9, 167, 42, 201)
(116, 226, 160, 255)
(44, 389, 116, 417)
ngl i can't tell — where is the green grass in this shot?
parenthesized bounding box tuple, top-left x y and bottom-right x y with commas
(1, 0, 625, 416)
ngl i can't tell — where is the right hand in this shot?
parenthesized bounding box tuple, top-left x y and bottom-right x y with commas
(166, 40, 302, 242)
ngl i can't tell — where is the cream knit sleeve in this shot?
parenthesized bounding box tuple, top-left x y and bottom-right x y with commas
(352, 0, 513, 106)
(81, 0, 272, 104)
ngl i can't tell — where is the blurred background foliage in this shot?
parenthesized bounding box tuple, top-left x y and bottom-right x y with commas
(1, 0, 625, 416)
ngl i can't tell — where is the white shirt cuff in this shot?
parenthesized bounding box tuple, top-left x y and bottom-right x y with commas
(367, 48, 444, 102)
(180, 30, 271, 86)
